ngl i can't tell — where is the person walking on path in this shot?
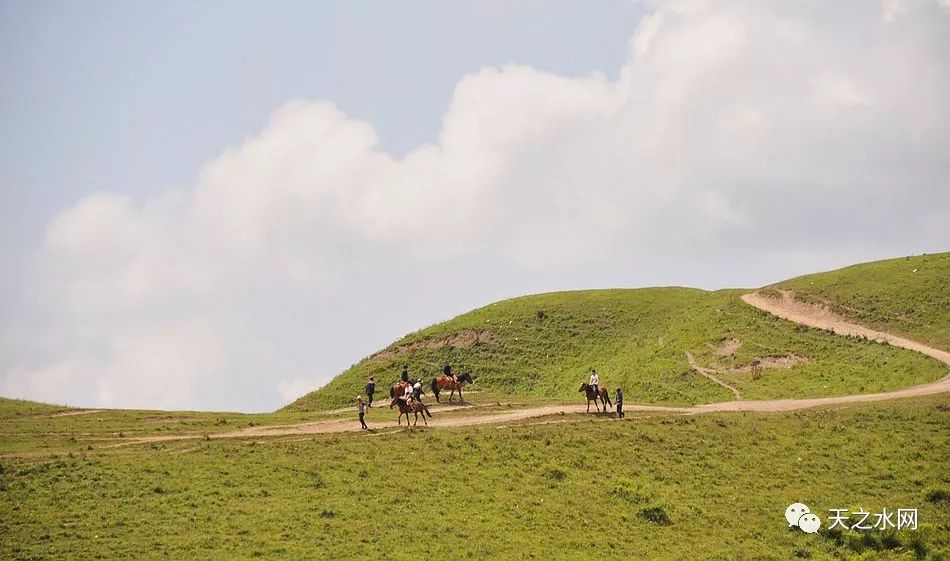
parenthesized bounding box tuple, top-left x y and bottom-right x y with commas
(365, 376, 376, 407)
(615, 387, 624, 419)
(357, 396, 369, 429)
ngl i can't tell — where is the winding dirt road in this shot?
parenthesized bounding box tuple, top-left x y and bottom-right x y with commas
(115, 291, 950, 446)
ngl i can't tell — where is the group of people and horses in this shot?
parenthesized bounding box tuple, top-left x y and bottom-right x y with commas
(358, 363, 476, 427)
(356, 365, 624, 429)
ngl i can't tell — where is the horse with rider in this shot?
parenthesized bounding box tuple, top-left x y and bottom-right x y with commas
(579, 368, 612, 412)
(430, 362, 475, 403)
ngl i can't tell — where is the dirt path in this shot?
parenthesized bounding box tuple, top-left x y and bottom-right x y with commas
(110, 403, 691, 446)
(741, 290, 950, 365)
(48, 409, 103, 418)
(323, 403, 474, 415)
(684, 351, 743, 400)
(110, 291, 949, 446)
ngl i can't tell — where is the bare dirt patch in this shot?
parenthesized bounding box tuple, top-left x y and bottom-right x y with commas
(736, 355, 807, 372)
(711, 338, 743, 357)
(369, 330, 493, 362)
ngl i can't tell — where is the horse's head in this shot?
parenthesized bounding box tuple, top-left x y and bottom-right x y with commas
(578, 383, 589, 393)
(459, 372, 474, 384)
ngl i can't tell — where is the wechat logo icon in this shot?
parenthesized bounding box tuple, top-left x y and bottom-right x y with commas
(786, 503, 821, 533)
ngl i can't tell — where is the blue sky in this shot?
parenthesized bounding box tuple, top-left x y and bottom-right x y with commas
(2, 1, 948, 411)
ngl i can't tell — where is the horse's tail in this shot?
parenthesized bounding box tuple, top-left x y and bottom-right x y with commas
(430, 378, 441, 403)
(603, 388, 612, 406)
(389, 386, 395, 399)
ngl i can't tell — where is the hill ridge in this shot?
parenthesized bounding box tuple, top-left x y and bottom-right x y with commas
(286, 253, 949, 412)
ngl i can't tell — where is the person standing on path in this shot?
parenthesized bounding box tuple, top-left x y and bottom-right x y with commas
(365, 376, 376, 407)
(357, 396, 368, 429)
(615, 388, 624, 419)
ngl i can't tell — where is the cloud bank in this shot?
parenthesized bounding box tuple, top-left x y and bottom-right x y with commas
(3, 0, 949, 411)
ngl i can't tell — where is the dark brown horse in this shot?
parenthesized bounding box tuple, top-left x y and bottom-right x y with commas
(430, 372, 474, 403)
(579, 382, 612, 412)
(395, 398, 428, 427)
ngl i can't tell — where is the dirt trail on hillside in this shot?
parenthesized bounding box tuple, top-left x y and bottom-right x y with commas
(741, 290, 950, 365)
(110, 292, 950, 447)
(684, 351, 743, 400)
(48, 409, 103, 418)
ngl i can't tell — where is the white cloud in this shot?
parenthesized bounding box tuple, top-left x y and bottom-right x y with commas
(4, 0, 949, 411)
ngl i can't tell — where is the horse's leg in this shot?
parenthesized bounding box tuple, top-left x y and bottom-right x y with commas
(587, 399, 591, 413)
(449, 389, 455, 403)
(458, 386, 463, 403)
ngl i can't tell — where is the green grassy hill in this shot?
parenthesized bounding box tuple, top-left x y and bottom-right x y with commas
(0, 397, 69, 419)
(773, 252, 950, 349)
(287, 271, 948, 411)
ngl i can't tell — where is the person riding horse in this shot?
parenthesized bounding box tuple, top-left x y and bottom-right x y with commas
(443, 362, 458, 384)
(430, 371, 474, 403)
(412, 378, 432, 418)
(390, 381, 413, 409)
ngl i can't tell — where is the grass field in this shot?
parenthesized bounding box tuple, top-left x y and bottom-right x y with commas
(286, 287, 947, 411)
(774, 253, 950, 350)
(2, 396, 948, 560)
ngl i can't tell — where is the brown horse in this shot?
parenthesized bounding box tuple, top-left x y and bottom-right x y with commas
(430, 372, 474, 403)
(578, 382, 612, 413)
(389, 381, 411, 403)
(395, 398, 428, 427)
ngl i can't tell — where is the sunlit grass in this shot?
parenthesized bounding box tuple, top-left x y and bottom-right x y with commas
(2, 396, 947, 560)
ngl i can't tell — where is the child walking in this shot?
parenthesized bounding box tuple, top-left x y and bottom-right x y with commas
(615, 387, 624, 419)
(357, 395, 368, 429)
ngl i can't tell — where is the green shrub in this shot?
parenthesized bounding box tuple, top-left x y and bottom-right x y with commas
(637, 505, 671, 525)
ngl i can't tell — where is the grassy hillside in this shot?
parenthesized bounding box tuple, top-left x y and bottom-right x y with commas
(774, 252, 950, 350)
(0, 397, 70, 419)
(2, 396, 947, 560)
(286, 287, 946, 411)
